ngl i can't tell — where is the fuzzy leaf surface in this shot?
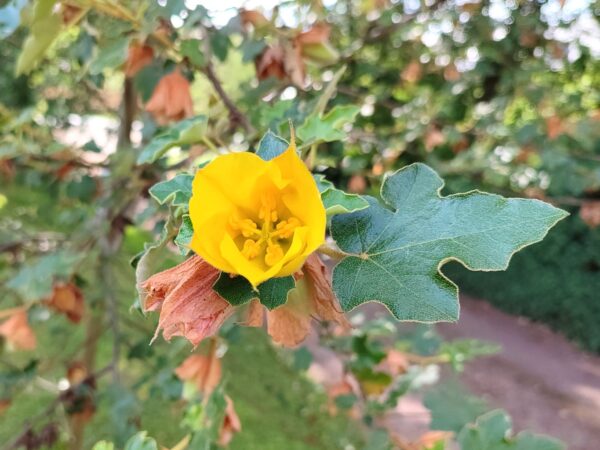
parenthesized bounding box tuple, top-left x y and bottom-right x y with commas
(331, 163, 568, 322)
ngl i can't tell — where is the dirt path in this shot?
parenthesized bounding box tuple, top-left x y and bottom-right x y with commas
(308, 295, 600, 449)
(437, 295, 600, 449)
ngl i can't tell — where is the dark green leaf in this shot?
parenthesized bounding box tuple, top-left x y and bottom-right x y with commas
(213, 274, 295, 310)
(256, 130, 289, 161)
(210, 31, 230, 61)
(181, 39, 205, 67)
(331, 163, 568, 322)
(89, 36, 130, 75)
(240, 39, 266, 62)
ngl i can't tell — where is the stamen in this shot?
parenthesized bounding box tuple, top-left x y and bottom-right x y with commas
(264, 243, 284, 266)
(242, 239, 261, 260)
(273, 217, 300, 239)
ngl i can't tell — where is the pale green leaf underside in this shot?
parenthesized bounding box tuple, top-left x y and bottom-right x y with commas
(148, 173, 193, 207)
(137, 115, 206, 164)
(331, 163, 568, 322)
(314, 174, 369, 215)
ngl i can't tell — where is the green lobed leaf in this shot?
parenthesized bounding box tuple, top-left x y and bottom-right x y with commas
(213, 273, 295, 310)
(174, 214, 193, 254)
(256, 130, 289, 161)
(137, 115, 207, 164)
(297, 105, 360, 144)
(331, 163, 568, 322)
(89, 36, 130, 75)
(180, 39, 205, 67)
(458, 410, 565, 450)
(148, 174, 193, 207)
(314, 174, 369, 215)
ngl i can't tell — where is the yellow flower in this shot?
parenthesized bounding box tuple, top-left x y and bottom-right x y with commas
(189, 139, 326, 287)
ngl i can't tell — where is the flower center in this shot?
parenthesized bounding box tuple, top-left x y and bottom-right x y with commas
(229, 193, 301, 267)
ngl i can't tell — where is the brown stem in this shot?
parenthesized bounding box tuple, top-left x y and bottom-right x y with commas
(117, 77, 136, 148)
(203, 62, 254, 134)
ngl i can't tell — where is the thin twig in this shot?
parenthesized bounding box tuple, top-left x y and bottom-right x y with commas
(202, 52, 255, 134)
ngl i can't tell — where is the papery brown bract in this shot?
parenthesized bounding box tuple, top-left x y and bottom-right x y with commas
(0, 310, 36, 351)
(246, 255, 349, 347)
(218, 396, 242, 446)
(45, 282, 84, 323)
(302, 254, 350, 330)
(142, 256, 234, 346)
(146, 69, 194, 125)
(175, 353, 222, 394)
(125, 43, 154, 77)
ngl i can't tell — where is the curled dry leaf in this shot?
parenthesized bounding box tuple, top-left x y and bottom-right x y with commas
(401, 60, 423, 84)
(146, 69, 194, 125)
(45, 282, 84, 323)
(0, 310, 36, 351)
(247, 255, 349, 347)
(424, 126, 445, 152)
(348, 174, 367, 194)
(296, 23, 331, 46)
(283, 41, 306, 88)
(255, 45, 287, 81)
(0, 399, 11, 416)
(175, 353, 222, 394)
(580, 201, 600, 228)
(546, 115, 564, 140)
(240, 9, 269, 29)
(125, 43, 154, 77)
(295, 23, 338, 66)
(443, 63, 460, 82)
(63, 362, 96, 423)
(142, 256, 235, 346)
(219, 396, 242, 446)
